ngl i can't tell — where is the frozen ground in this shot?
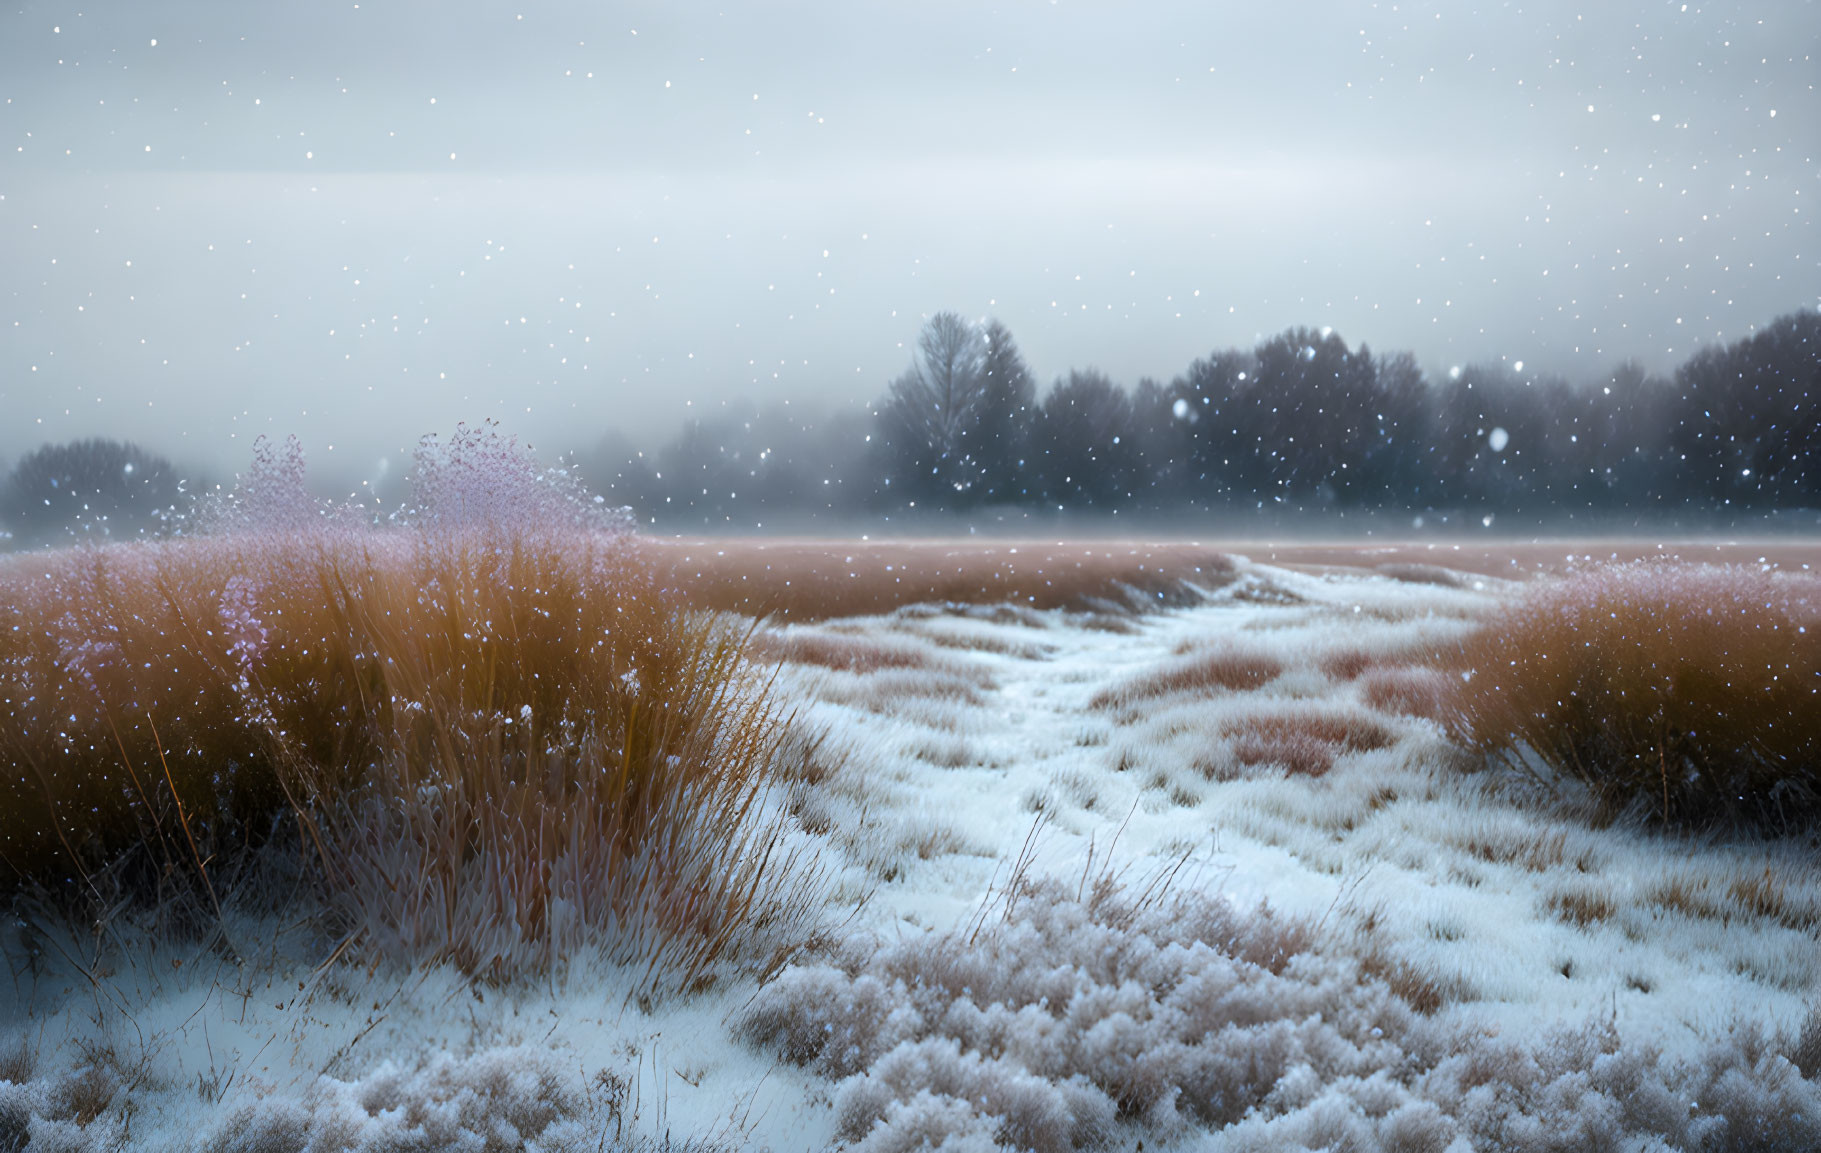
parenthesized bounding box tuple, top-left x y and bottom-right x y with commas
(774, 560, 1818, 1045)
(5, 555, 1819, 1150)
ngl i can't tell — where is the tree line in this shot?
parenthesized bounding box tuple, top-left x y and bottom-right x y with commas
(4, 307, 1817, 545)
(579, 307, 1821, 525)
(0, 438, 192, 547)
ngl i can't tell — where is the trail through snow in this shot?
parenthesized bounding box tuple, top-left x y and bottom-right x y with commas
(6, 558, 1819, 1150)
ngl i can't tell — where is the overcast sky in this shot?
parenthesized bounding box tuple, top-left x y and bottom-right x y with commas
(1, 0, 1814, 482)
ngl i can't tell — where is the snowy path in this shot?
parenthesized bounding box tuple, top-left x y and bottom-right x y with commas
(777, 560, 1821, 1054)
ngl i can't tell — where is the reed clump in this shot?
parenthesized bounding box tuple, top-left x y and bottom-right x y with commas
(0, 526, 816, 987)
(1443, 563, 1821, 829)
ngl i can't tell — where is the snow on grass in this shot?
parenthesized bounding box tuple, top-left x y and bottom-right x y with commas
(6, 549, 1821, 1148)
(646, 538, 1238, 622)
(1448, 562, 1821, 828)
(746, 555, 1821, 1146)
(764, 558, 1817, 1046)
(1, 907, 845, 1151)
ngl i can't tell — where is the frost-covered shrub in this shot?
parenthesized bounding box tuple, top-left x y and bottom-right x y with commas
(1414, 1021, 1821, 1153)
(841, 1089, 1002, 1153)
(201, 1048, 573, 1153)
(838, 1039, 1115, 1153)
(0, 1081, 29, 1153)
(743, 878, 1400, 1148)
(202, 1099, 309, 1153)
(0, 1071, 123, 1153)
(1445, 563, 1821, 827)
(745, 873, 1821, 1151)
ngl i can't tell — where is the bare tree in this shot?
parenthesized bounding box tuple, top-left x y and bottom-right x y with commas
(876, 312, 989, 503)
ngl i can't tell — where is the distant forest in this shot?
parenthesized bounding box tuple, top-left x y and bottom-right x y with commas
(3, 308, 1817, 545)
(579, 307, 1821, 527)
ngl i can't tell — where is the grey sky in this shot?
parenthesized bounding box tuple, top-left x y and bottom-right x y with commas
(2, 0, 1814, 482)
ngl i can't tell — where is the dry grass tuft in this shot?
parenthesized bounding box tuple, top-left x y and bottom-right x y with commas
(1374, 562, 1466, 588)
(1546, 886, 1618, 928)
(1725, 866, 1821, 930)
(812, 669, 990, 719)
(1446, 825, 1599, 875)
(1643, 873, 1726, 922)
(1224, 573, 1308, 605)
(887, 623, 1056, 660)
(1221, 708, 1397, 778)
(1642, 864, 1821, 931)
(648, 539, 1236, 622)
(1352, 939, 1472, 1016)
(0, 528, 821, 989)
(902, 733, 979, 768)
(0, 1040, 31, 1087)
(895, 816, 984, 861)
(1790, 1005, 1821, 1080)
(749, 629, 939, 674)
(47, 1065, 118, 1128)
(1360, 667, 1456, 722)
(1230, 730, 1338, 778)
(1443, 563, 1821, 828)
(1319, 640, 1454, 682)
(1090, 647, 1284, 713)
(1318, 648, 1378, 681)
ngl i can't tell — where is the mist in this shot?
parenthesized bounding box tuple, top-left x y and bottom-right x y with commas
(12, 6, 1821, 1147)
(3, 0, 1813, 490)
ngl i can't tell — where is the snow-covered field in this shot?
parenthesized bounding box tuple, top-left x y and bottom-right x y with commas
(7, 553, 1820, 1151)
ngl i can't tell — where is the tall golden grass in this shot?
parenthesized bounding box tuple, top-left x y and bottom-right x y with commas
(1444, 563, 1821, 827)
(0, 527, 817, 987)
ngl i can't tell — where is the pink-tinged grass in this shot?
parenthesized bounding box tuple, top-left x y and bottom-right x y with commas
(1443, 563, 1821, 828)
(646, 539, 1235, 622)
(748, 630, 948, 676)
(1320, 640, 1457, 683)
(1228, 538, 1821, 581)
(1359, 666, 1456, 721)
(1089, 647, 1285, 714)
(1220, 708, 1398, 779)
(0, 528, 819, 988)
